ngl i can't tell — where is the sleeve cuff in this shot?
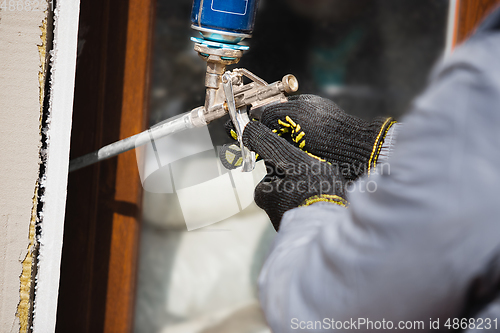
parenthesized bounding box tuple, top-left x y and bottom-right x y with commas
(376, 122, 401, 166)
(300, 194, 348, 208)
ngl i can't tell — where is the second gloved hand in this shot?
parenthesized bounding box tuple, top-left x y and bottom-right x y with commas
(242, 121, 348, 231)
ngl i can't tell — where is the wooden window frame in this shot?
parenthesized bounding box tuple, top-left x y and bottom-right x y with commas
(56, 0, 155, 331)
(453, 0, 500, 46)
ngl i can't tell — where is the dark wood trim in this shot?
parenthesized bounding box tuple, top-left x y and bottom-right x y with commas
(56, 0, 155, 331)
(454, 0, 500, 46)
(103, 0, 156, 330)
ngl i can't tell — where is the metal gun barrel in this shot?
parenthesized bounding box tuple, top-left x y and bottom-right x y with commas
(69, 112, 194, 172)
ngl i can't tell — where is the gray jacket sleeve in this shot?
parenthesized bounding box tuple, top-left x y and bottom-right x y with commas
(258, 12, 500, 333)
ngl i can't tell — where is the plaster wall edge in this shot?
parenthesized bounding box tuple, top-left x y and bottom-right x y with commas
(16, 13, 51, 333)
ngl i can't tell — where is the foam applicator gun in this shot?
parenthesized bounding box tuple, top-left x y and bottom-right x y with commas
(69, 0, 298, 173)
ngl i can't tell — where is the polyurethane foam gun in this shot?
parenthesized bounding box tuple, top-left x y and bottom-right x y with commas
(70, 0, 298, 173)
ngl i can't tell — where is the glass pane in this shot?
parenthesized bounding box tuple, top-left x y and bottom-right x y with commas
(134, 1, 450, 332)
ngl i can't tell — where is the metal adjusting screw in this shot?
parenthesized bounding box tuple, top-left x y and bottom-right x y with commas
(282, 74, 299, 94)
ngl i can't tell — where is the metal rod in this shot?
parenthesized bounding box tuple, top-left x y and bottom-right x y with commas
(69, 112, 195, 172)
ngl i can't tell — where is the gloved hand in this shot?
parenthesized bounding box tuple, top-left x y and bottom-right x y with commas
(220, 95, 396, 180)
(242, 121, 348, 231)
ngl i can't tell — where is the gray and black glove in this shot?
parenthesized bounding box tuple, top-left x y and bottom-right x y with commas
(221, 95, 396, 180)
(242, 121, 348, 231)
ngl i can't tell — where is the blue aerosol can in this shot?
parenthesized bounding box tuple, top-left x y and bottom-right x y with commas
(191, 0, 259, 44)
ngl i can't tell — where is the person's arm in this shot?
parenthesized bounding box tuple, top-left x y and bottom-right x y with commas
(257, 17, 500, 333)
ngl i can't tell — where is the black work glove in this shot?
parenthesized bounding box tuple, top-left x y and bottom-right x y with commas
(242, 121, 348, 231)
(260, 95, 396, 180)
(220, 95, 396, 180)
